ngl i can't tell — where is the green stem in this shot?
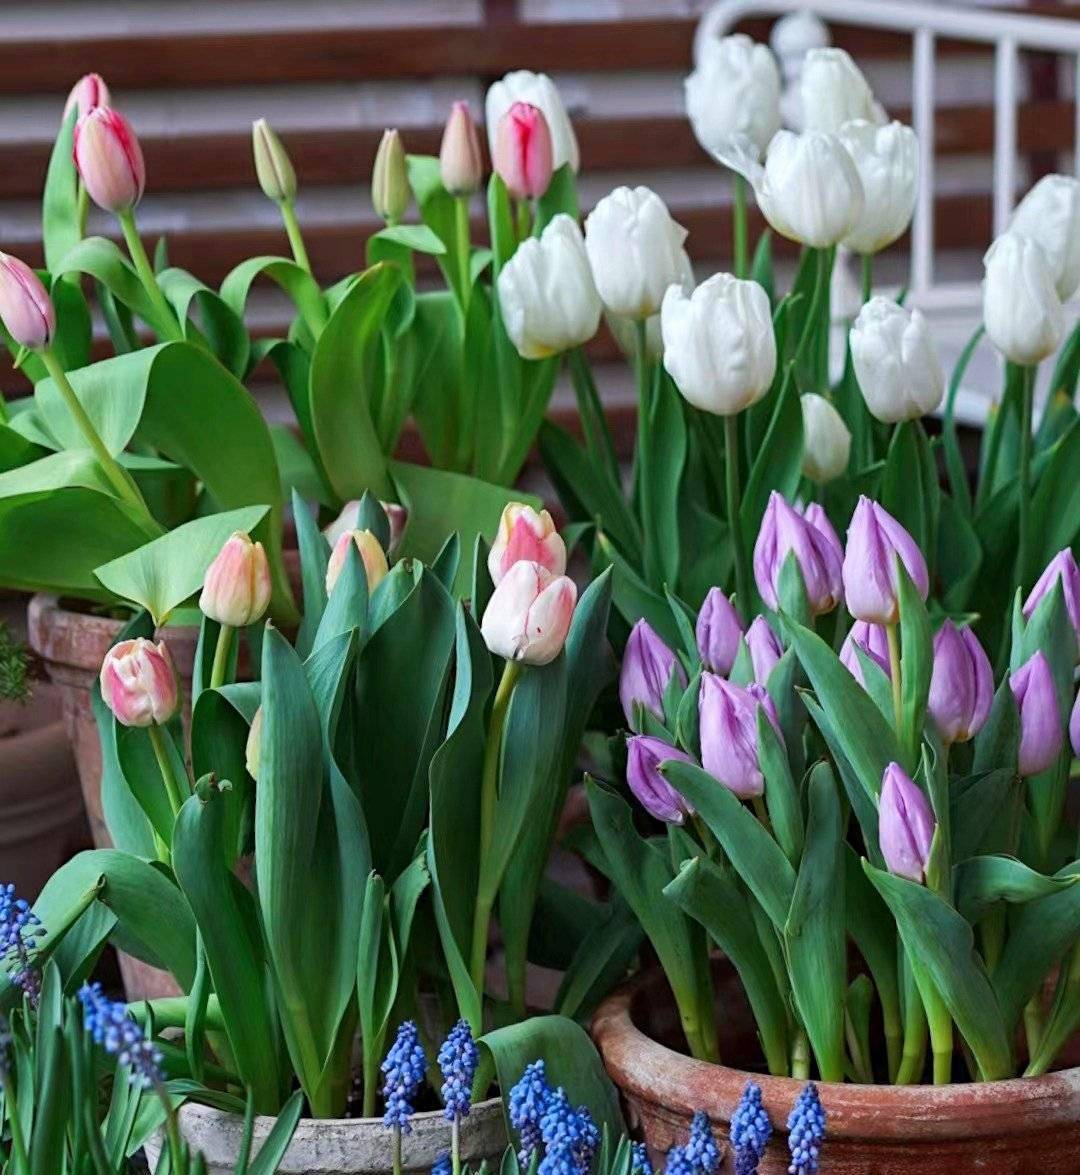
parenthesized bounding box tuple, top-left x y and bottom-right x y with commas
(514, 198, 531, 246)
(455, 194, 472, 310)
(363, 1047, 378, 1119)
(794, 248, 827, 384)
(1023, 995, 1044, 1062)
(1016, 364, 1035, 589)
(790, 1026, 811, 1080)
(157, 1084, 186, 1173)
(77, 182, 90, 239)
(280, 199, 313, 275)
(0, 388, 8, 424)
(885, 623, 903, 734)
(895, 994, 928, 1084)
(117, 209, 183, 341)
(732, 174, 748, 279)
(451, 1115, 461, 1175)
(148, 723, 187, 818)
(1025, 942, 1080, 1076)
(6, 1070, 31, 1174)
(884, 1010, 903, 1084)
(209, 624, 235, 690)
(724, 412, 751, 612)
(633, 320, 657, 585)
(860, 253, 873, 305)
(922, 981, 953, 1085)
(392, 1126, 403, 1175)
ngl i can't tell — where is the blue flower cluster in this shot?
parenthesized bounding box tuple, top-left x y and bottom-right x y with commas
(431, 1152, 452, 1175)
(506, 1060, 598, 1175)
(786, 1083, 826, 1175)
(77, 982, 164, 1089)
(0, 883, 42, 1004)
(438, 1018, 479, 1122)
(382, 1020, 427, 1134)
(508, 1059, 553, 1168)
(664, 1111, 718, 1175)
(630, 1141, 653, 1175)
(730, 1082, 772, 1175)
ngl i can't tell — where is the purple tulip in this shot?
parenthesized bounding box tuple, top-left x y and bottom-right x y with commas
(745, 616, 783, 684)
(1070, 688, 1080, 758)
(696, 587, 744, 675)
(927, 621, 993, 746)
(752, 492, 843, 617)
(626, 735, 695, 824)
(842, 497, 929, 626)
(879, 762, 935, 883)
(1010, 651, 1064, 777)
(619, 619, 686, 729)
(839, 620, 892, 686)
(1022, 548, 1080, 656)
(699, 673, 781, 799)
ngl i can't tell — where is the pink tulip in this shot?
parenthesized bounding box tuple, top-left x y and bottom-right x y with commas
(480, 559, 577, 665)
(325, 529, 389, 596)
(440, 100, 484, 196)
(0, 253, 54, 350)
(73, 106, 145, 213)
(840, 620, 892, 686)
(842, 496, 929, 625)
(1022, 548, 1080, 657)
(1011, 651, 1064, 777)
(199, 531, 272, 628)
(493, 102, 553, 200)
(879, 762, 935, 883)
(64, 73, 111, 121)
(487, 502, 566, 586)
(752, 491, 843, 617)
(99, 638, 179, 728)
(927, 621, 993, 745)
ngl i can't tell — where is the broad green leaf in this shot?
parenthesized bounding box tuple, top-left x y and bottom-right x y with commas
(950, 769, 1017, 862)
(43, 108, 80, 272)
(740, 366, 802, 551)
(953, 855, 1078, 923)
(553, 895, 644, 1023)
(247, 1091, 305, 1175)
(52, 237, 176, 338)
(157, 266, 250, 377)
(758, 709, 803, 867)
(292, 490, 331, 659)
(1027, 416, 1080, 580)
(219, 256, 326, 339)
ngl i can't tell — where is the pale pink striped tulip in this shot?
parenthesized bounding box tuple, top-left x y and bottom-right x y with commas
(480, 560, 576, 665)
(73, 106, 145, 213)
(199, 531, 272, 628)
(325, 529, 389, 596)
(487, 503, 566, 586)
(99, 638, 179, 728)
(493, 102, 553, 200)
(64, 73, 111, 121)
(0, 254, 54, 350)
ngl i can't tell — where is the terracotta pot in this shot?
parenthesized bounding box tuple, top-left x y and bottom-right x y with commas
(591, 966, 1080, 1174)
(144, 1097, 507, 1175)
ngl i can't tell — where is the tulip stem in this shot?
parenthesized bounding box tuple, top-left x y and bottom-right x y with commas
(732, 174, 748, 279)
(209, 624, 234, 691)
(451, 1115, 462, 1175)
(117, 209, 184, 342)
(723, 413, 752, 612)
(148, 723, 187, 818)
(634, 320, 658, 585)
(860, 253, 873, 305)
(1016, 364, 1035, 589)
(280, 199, 313, 275)
(885, 622, 903, 734)
(77, 183, 90, 240)
(455, 194, 472, 310)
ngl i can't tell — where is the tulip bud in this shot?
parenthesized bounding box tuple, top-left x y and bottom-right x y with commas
(325, 529, 389, 596)
(982, 231, 1064, 367)
(480, 560, 577, 666)
(1011, 651, 1064, 777)
(745, 616, 783, 684)
(199, 531, 272, 628)
(626, 735, 695, 824)
(840, 620, 892, 687)
(585, 186, 689, 320)
(1022, 548, 1080, 654)
(245, 706, 262, 780)
(699, 674, 780, 799)
(879, 762, 935, 883)
(927, 621, 993, 746)
(324, 500, 407, 556)
(492, 102, 553, 201)
(842, 496, 929, 625)
(73, 106, 145, 214)
(488, 502, 567, 586)
(440, 101, 483, 196)
(0, 253, 55, 350)
(252, 119, 297, 204)
(64, 73, 110, 121)
(1009, 174, 1080, 301)
(838, 120, 918, 255)
(661, 274, 776, 416)
(695, 588, 744, 676)
(497, 214, 601, 359)
(850, 298, 944, 423)
(99, 638, 179, 728)
(1070, 688, 1080, 759)
(619, 619, 686, 729)
(371, 129, 409, 225)
(799, 48, 885, 134)
(800, 393, 851, 483)
(753, 491, 843, 616)
(485, 70, 579, 174)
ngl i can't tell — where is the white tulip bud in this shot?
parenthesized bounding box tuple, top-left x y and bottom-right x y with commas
(850, 297, 944, 423)
(685, 34, 781, 165)
(982, 232, 1065, 367)
(839, 120, 918, 255)
(584, 186, 689, 320)
(485, 70, 579, 174)
(480, 560, 577, 666)
(800, 393, 851, 483)
(1009, 174, 1080, 302)
(661, 273, 776, 416)
(800, 47, 885, 134)
(607, 250, 694, 362)
(497, 214, 601, 360)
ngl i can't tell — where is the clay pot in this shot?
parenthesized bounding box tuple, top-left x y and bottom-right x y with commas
(144, 1097, 507, 1175)
(591, 965, 1080, 1174)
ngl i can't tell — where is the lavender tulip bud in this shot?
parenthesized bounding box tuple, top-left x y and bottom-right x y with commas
(745, 616, 783, 684)
(1011, 651, 1064, 777)
(619, 619, 686, 730)
(1070, 688, 1080, 759)
(626, 735, 695, 824)
(753, 491, 843, 616)
(699, 673, 780, 799)
(927, 621, 993, 745)
(439, 100, 484, 196)
(1022, 547, 1080, 657)
(839, 620, 891, 687)
(842, 496, 929, 625)
(696, 588, 744, 675)
(0, 253, 55, 350)
(879, 762, 935, 883)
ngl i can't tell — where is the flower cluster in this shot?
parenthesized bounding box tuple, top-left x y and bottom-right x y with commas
(77, 982, 164, 1089)
(786, 1084, 826, 1174)
(729, 1083, 772, 1175)
(0, 882, 43, 1005)
(381, 1020, 427, 1134)
(438, 1018, 479, 1122)
(508, 1059, 554, 1168)
(507, 1061, 599, 1175)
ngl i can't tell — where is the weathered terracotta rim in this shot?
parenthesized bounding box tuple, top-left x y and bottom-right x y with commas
(590, 968, 1080, 1140)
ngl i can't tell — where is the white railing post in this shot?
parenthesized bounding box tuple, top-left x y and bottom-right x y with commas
(993, 38, 1019, 236)
(912, 28, 936, 298)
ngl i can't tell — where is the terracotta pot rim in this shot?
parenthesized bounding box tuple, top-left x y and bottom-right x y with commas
(590, 968, 1080, 1139)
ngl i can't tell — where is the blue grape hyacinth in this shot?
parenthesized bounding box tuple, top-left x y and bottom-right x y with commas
(630, 1141, 653, 1175)
(539, 1087, 598, 1175)
(78, 982, 164, 1089)
(683, 1111, 719, 1175)
(382, 1020, 427, 1134)
(508, 1059, 554, 1168)
(786, 1083, 826, 1174)
(662, 1145, 694, 1175)
(0, 883, 43, 1005)
(730, 1082, 772, 1175)
(431, 1152, 452, 1175)
(438, 1018, 479, 1122)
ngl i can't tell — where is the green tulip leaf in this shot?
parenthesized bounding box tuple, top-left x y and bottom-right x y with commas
(953, 855, 1078, 924)
(219, 255, 326, 339)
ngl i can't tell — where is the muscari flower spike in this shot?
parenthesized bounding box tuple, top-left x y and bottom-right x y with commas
(439, 1017, 480, 1121)
(730, 1082, 772, 1175)
(538, 1087, 600, 1175)
(663, 1146, 694, 1175)
(382, 1020, 427, 1134)
(431, 1153, 452, 1175)
(683, 1111, 720, 1175)
(78, 982, 164, 1089)
(0, 882, 43, 1005)
(786, 1083, 826, 1175)
(509, 1059, 554, 1168)
(630, 1141, 653, 1175)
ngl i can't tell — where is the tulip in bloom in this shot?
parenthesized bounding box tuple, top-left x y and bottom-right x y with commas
(699, 673, 780, 799)
(497, 214, 601, 359)
(1070, 688, 1080, 759)
(485, 70, 579, 174)
(879, 762, 935, 883)
(927, 621, 993, 745)
(325, 529, 389, 596)
(64, 73, 110, 121)
(1022, 548, 1080, 654)
(0, 253, 54, 350)
(480, 560, 577, 666)
(800, 393, 851, 483)
(584, 186, 689, 320)
(606, 250, 693, 363)
(245, 706, 262, 780)
(840, 620, 892, 686)
(100, 638, 179, 728)
(982, 231, 1064, 367)
(487, 502, 567, 585)
(1009, 174, 1080, 301)
(492, 103, 553, 201)
(695, 587, 744, 676)
(753, 492, 843, 616)
(1011, 651, 1064, 777)
(842, 497, 929, 625)
(626, 735, 695, 824)
(199, 531, 272, 628)
(619, 619, 686, 728)
(799, 48, 885, 134)
(661, 273, 776, 416)
(746, 616, 783, 684)
(252, 118, 297, 204)
(371, 129, 409, 224)
(73, 107, 145, 213)
(838, 120, 918, 255)
(440, 101, 484, 196)
(324, 500, 407, 555)
(850, 298, 944, 423)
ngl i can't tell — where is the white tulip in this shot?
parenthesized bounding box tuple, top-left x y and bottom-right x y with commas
(756, 130, 864, 248)
(485, 70, 579, 174)
(584, 186, 689, 320)
(1009, 174, 1080, 301)
(839, 120, 918, 255)
(685, 34, 781, 167)
(661, 273, 776, 416)
(800, 393, 851, 483)
(850, 297, 945, 423)
(800, 47, 885, 134)
(497, 214, 601, 360)
(982, 231, 1065, 367)
(480, 560, 577, 666)
(607, 250, 694, 362)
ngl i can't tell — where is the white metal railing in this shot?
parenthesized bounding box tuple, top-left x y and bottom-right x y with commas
(695, 0, 1080, 315)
